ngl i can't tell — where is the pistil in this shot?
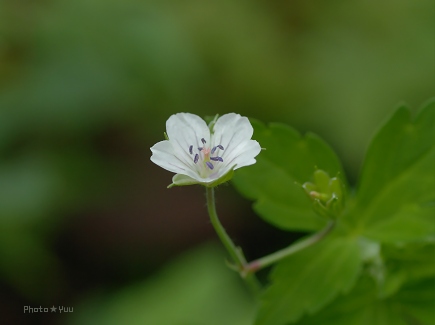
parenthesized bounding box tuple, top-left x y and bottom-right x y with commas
(189, 138, 225, 171)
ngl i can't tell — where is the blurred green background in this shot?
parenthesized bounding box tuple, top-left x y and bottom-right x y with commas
(0, 0, 433, 324)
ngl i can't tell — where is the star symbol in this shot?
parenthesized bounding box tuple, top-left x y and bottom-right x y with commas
(51, 306, 57, 312)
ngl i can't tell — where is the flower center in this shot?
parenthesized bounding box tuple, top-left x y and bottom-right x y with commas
(189, 138, 224, 172)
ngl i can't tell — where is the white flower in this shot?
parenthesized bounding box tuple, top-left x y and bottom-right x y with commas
(150, 113, 261, 187)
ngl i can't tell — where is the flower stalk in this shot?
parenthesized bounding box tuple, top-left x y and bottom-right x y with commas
(206, 187, 261, 295)
(206, 187, 336, 295)
(242, 220, 336, 275)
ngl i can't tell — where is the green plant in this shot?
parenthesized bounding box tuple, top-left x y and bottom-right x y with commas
(148, 99, 434, 325)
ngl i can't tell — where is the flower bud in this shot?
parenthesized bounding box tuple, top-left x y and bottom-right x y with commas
(302, 169, 346, 219)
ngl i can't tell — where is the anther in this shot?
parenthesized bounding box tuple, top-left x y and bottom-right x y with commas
(211, 145, 224, 154)
(210, 156, 223, 162)
(206, 162, 214, 170)
(201, 138, 206, 144)
(194, 154, 199, 163)
(189, 145, 193, 154)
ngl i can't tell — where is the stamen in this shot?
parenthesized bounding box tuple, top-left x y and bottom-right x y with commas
(210, 156, 223, 162)
(194, 154, 199, 163)
(189, 145, 193, 154)
(206, 161, 214, 169)
(198, 147, 203, 151)
(201, 138, 206, 144)
(211, 145, 224, 154)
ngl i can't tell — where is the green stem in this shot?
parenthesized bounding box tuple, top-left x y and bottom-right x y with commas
(206, 187, 261, 295)
(243, 220, 336, 275)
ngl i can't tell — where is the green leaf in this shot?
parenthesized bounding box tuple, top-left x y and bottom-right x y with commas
(297, 276, 435, 325)
(295, 277, 403, 325)
(255, 236, 361, 325)
(366, 243, 435, 300)
(382, 243, 435, 287)
(67, 243, 255, 325)
(233, 120, 346, 231)
(354, 100, 435, 242)
(393, 278, 435, 324)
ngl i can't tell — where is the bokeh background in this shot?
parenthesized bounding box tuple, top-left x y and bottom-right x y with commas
(0, 0, 434, 324)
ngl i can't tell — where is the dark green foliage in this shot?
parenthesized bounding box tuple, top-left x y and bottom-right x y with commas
(233, 100, 435, 325)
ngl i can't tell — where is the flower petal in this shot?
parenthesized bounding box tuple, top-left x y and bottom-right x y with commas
(166, 113, 210, 152)
(224, 140, 261, 170)
(150, 140, 201, 180)
(165, 113, 211, 176)
(211, 113, 254, 162)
